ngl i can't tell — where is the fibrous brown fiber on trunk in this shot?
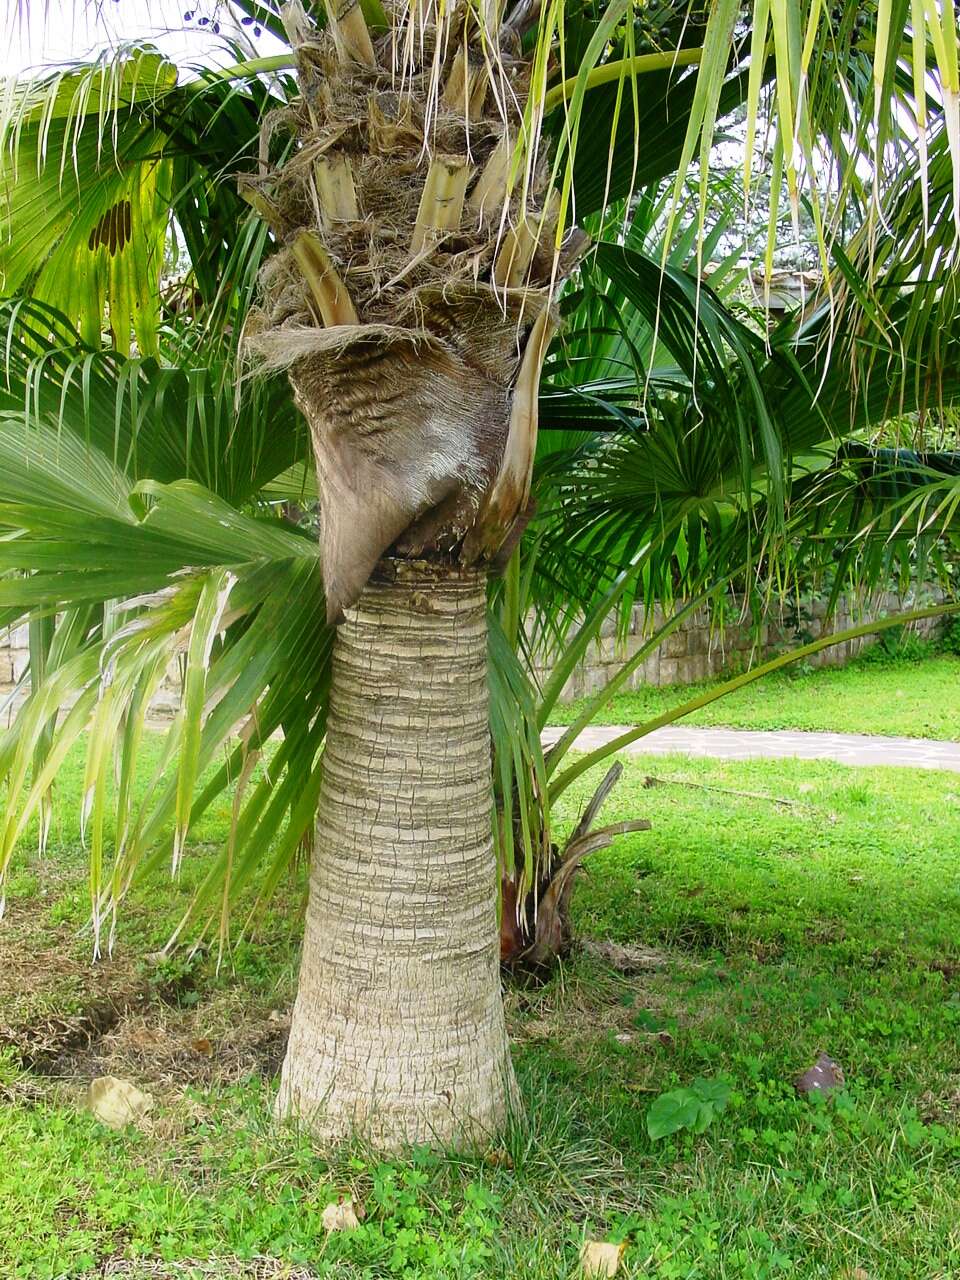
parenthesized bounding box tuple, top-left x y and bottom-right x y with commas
(245, 0, 583, 620)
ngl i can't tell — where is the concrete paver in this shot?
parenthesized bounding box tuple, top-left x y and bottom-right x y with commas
(541, 725, 960, 772)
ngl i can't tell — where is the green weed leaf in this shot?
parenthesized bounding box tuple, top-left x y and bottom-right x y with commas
(646, 1088, 702, 1140)
(648, 1077, 731, 1141)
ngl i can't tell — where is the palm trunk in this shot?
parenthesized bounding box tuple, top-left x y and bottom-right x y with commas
(247, 0, 578, 1148)
(277, 558, 518, 1149)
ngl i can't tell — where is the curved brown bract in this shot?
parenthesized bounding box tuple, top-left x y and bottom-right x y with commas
(245, 0, 585, 619)
(461, 305, 556, 567)
(287, 320, 516, 622)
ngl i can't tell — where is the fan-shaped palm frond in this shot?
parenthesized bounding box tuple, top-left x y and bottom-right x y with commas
(0, 409, 330, 954)
(0, 299, 307, 501)
(0, 49, 178, 353)
(1, 42, 296, 351)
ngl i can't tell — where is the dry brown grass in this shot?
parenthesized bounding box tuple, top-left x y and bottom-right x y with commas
(0, 871, 146, 1070)
(98, 1261, 320, 1279)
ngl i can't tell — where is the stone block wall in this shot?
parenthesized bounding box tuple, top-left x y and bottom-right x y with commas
(0, 590, 947, 721)
(0, 623, 183, 727)
(1, 624, 29, 686)
(529, 590, 946, 702)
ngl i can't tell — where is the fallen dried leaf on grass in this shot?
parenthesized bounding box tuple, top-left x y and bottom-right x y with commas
(191, 1037, 213, 1057)
(126, 1026, 162, 1052)
(581, 1240, 626, 1277)
(581, 939, 668, 974)
(321, 1199, 360, 1232)
(482, 1148, 514, 1168)
(87, 1075, 154, 1129)
(795, 1051, 845, 1098)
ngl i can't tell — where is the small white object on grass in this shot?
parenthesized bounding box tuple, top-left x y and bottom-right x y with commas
(86, 1076, 155, 1129)
(581, 1240, 626, 1277)
(321, 1199, 360, 1232)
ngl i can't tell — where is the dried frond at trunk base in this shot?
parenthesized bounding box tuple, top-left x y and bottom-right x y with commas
(244, 0, 582, 618)
(500, 763, 652, 974)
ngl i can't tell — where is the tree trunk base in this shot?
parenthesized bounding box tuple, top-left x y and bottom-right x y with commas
(276, 559, 518, 1150)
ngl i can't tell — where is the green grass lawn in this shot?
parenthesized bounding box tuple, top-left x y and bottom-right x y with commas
(2, 750, 960, 1279)
(547, 651, 960, 740)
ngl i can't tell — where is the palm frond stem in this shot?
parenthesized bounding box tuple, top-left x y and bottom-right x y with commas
(543, 47, 705, 115)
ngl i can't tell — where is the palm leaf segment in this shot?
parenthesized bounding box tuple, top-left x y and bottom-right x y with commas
(0, 420, 331, 956)
(0, 43, 293, 354)
(0, 297, 328, 954)
(0, 51, 175, 355)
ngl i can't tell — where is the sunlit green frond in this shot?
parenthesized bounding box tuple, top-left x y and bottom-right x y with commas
(532, 231, 794, 625)
(830, 117, 960, 414)
(488, 603, 550, 903)
(530, 195, 960, 634)
(0, 48, 179, 354)
(8, 3, 960, 278)
(1, 43, 292, 354)
(0, 412, 330, 954)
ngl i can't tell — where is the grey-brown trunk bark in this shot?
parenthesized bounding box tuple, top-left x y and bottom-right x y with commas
(277, 559, 517, 1149)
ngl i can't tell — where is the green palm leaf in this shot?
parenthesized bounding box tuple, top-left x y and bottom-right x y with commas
(0, 300, 307, 502)
(0, 412, 330, 952)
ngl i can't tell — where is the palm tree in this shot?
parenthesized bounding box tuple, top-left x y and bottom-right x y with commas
(2, 0, 960, 1150)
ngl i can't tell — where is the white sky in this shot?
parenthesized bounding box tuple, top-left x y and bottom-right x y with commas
(1, 1, 286, 77)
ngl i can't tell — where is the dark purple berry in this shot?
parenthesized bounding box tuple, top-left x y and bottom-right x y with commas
(212, 20, 220, 32)
(241, 14, 253, 23)
(253, 25, 261, 35)
(184, 9, 193, 17)
(198, 15, 209, 24)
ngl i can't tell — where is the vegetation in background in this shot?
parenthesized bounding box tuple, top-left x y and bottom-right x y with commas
(548, 643, 960, 741)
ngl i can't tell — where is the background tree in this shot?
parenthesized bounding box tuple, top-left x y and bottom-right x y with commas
(1, 0, 960, 1150)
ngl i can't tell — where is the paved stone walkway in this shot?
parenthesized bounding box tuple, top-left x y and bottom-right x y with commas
(541, 725, 960, 772)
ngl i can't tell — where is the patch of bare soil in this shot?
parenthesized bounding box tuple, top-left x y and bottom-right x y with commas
(1, 865, 291, 1095)
(578, 939, 670, 974)
(0, 885, 150, 1071)
(4, 976, 291, 1117)
(68, 992, 290, 1092)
